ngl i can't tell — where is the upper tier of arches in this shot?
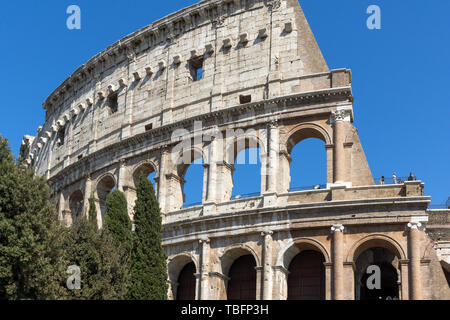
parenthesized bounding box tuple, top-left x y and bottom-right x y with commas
(21, 0, 340, 179)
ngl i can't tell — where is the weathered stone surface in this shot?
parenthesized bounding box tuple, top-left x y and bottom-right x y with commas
(21, 0, 449, 300)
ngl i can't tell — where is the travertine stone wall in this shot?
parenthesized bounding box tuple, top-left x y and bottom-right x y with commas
(20, 0, 449, 300)
(22, 0, 330, 179)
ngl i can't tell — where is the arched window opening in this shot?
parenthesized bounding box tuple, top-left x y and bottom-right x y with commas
(69, 190, 84, 226)
(227, 255, 257, 300)
(176, 262, 196, 300)
(180, 157, 204, 208)
(287, 250, 325, 300)
(232, 148, 261, 200)
(96, 175, 116, 223)
(355, 247, 400, 300)
(133, 163, 157, 192)
(289, 138, 326, 192)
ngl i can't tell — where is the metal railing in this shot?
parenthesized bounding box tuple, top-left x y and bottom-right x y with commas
(375, 176, 418, 185)
(289, 184, 327, 192)
(182, 192, 262, 208)
(231, 192, 261, 200)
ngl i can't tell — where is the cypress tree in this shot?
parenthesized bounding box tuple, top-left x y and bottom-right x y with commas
(104, 190, 132, 253)
(128, 175, 168, 300)
(0, 135, 67, 299)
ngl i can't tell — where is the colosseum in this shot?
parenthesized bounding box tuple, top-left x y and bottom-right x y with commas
(20, 0, 449, 300)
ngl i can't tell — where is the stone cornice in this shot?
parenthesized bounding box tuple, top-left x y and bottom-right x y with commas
(48, 86, 352, 187)
(162, 195, 431, 232)
(162, 197, 432, 245)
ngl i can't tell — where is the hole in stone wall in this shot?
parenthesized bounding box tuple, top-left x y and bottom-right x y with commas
(57, 126, 66, 147)
(145, 123, 153, 132)
(189, 57, 204, 82)
(107, 93, 118, 114)
(240, 95, 251, 104)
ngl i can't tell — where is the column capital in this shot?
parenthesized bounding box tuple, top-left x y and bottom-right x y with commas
(199, 237, 210, 244)
(331, 109, 352, 124)
(268, 120, 279, 129)
(261, 230, 274, 237)
(331, 224, 345, 233)
(407, 221, 425, 231)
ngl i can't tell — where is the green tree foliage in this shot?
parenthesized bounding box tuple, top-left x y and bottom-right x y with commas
(0, 135, 67, 299)
(127, 176, 168, 300)
(104, 189, 132, 253)
(0, 135, 131, 300)
(62, 214, 129, 300)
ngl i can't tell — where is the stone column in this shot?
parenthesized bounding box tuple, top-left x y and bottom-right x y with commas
(277, 150, 292, 194)
(255, 266, 263, 300)
(407, 221, 424, 300)
(331, 109, 351, 185)
(272, 266, 289, 300)
(324, 262, 333, 300)
(331, 224, 345, 300)
(325, 144, 334, 186)
(117, 159, 126, 192)
(205, 138, 217, 203)
(158, 148, 169, 213)
(199, 238, 211, 300)
(266, 122, 279, 194)
(194, 273, 202, 301)
(83, 175, 92, 218)
(215, 162, 234, 203)
(58, 192, 66, 223)
(399, 260, 409, 300)
(263, 123, 279, 207)
(261, 230, 274, 300)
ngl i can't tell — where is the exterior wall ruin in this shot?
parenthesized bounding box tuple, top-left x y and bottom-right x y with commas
(21, 0, 449, 300)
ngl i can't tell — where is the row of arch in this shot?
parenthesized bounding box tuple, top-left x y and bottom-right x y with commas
(64, 123, 333, 222)
(169, 235, 406, 300)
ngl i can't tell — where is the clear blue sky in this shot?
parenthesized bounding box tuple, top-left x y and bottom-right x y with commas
(0, 1, 448, 205)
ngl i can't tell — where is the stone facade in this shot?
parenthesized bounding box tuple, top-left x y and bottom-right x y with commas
(21, 0, 449, 300)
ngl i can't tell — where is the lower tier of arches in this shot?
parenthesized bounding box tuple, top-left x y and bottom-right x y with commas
(166, 225, 450, 300)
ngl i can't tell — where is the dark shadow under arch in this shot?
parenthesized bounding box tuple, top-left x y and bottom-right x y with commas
(69, 190, 84, 224)
(287, 250, 325, 300)
(176, 262, 196, 301)
(355, 247, 400, 300)
(227, 255, 257, 300)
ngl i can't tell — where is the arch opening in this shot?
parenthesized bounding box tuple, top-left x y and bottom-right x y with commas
(133, 162, 157, 188)
(226, 255, 257, 300)
(289, 138, 326, 192)
(354, 247, 400, 300)
(231, 148, 261, 200)
(287, 250, 325, 300)
(68, 190, 84, 226)
(176, 262, 196, 301)
(178, 152, 204, 208)
(96, 175, 116, 223)
(286, 125, 329, 154)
